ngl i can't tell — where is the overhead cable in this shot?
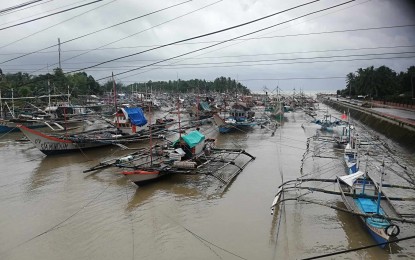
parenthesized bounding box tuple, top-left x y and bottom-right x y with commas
(0, 0, 104, 31)
(67, 0, 323, 74)
(0, 0, 192, 63)
(104, 0, 358, 81)
(0, 0, 45, 15)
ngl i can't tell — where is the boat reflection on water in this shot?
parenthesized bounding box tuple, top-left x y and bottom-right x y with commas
(125, 177, 203, 212)
(26, 152, 94, 193)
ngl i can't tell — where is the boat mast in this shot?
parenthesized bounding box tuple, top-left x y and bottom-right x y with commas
(112, 72, 117, 112)
(11, 88, 15, 118)
(177, 97, 182, 139)
(149, 101, 153, 164)
(0, 88, 2, 119)
(112, 72, 119, 128)
(376, 158, 385, 215)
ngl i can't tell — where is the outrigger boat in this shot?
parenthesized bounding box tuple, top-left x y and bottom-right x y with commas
(0, 117, 46, 133)
(337, 169, 401, 247)
(339, 134, 401, 247)
(17, 107, 164, 155)
(84, 130, 256, 187)
(212, 112, 256, 134)
(271, 129, 415, 249)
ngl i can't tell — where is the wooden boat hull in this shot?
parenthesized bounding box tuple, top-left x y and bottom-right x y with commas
(337, 178, 400, 247)
(122, 169, 173, 185)
(17, 125, 112, 155)
(0, 119, 45, 133)
(212, 113, 256, 133)
(218, 122, 256, 133)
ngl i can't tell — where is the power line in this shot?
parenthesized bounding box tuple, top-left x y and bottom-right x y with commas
(5, 51, 412, 74)
(31, 0, 225, 73)
(0, 0, 88, 24)
(121, 51, 415, 67)
(108, 55, 415, 77)
(243, 24, 415, 41)
(2, 44, 413, 66)
(0, 0, 46, 15)
(2, 23, 413, 57)
(0, 0, 192, 63)
(0, 0, 104, 31)
(160, 0, 374, 69)
(101, 0, 359, 81)
(66, 0, 324, 75)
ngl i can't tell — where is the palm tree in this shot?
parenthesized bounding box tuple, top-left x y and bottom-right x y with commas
(346, 72, 355, 98)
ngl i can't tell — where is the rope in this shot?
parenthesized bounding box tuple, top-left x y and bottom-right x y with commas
(1, 183, 110, 256)
(0, 126, 17, 139)
(124, 185, 135, 260)
(302, 235, 415, 259)
(163, 214, 248, 260)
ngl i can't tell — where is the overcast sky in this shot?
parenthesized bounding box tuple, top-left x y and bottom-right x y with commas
(1, 0, 414, 93)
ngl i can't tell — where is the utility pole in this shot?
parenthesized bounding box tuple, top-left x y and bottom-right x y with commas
(58, 38, 61, 69)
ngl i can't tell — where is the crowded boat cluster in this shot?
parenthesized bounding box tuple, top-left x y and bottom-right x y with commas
(1, 89, 414, 252)
(0, 88, 316, 186)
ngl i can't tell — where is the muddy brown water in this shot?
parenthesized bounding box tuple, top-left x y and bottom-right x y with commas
(0, 106, 414, 260)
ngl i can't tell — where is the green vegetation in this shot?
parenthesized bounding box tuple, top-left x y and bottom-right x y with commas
(337, 65, 415, 101)
(0, 68, 250, 98)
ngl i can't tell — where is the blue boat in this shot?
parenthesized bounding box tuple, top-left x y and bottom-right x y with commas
(212, 104, 257, 133)
(339, 144, 401, 247)
(0, 118, 46, 133)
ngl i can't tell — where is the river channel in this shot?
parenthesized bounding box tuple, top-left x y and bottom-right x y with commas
(0, 105, 414, 259)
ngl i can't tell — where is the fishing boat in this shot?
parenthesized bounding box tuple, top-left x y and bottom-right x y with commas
(337, 169, 401, 247)
(0, 117, 46, 133)
(339, 133, 401, 246)
(212, 113, 257, 133)
(85, 130, 256, 187)
(0, 92, 47, 133)
(18, 106, 151, 155)
(212, 102, 257, 133)
(270, 126, 412, 250)
(122, 166, 176, 185)
(120, 130, 214, 185)
(113, 107, 147, 134)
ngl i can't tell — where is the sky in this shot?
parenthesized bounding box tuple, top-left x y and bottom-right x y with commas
(0, 0, 414, 93)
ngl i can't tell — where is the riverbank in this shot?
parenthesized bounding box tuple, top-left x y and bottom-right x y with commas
(322, 98, 415, 150)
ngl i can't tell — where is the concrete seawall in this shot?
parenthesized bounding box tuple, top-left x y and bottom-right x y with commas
(323, 99, 415, 149)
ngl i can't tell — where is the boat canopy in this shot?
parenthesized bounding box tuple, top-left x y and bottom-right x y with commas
(339, 171, 365, 187)
(178, 130, 205, 148)
(123, 107, 147, 126)
(199, 101, 211, 111)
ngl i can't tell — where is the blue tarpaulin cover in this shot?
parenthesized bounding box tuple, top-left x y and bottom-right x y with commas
(124, 107, 147, 126)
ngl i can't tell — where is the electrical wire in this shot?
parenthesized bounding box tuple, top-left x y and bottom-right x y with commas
(0, 0, 46, 15)
(0, 0, 192, 63)
(6, 50, 411, 72)
(0, 0, 104, 31)
(65, 0, 324, 74)
(0, 0, 117, 51)
(0, 0, 88, 24)
(30, 0, 223, 73)
(96, 0, 360, 81)
(112, 54, 414, 81)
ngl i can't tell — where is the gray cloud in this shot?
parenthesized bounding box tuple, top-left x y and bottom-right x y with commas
(0, 0, 414, 92)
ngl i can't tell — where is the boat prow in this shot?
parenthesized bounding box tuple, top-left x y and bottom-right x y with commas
(122, 167, 173, 186)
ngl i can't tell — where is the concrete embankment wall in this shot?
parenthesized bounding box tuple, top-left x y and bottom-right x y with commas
(323, 99, 415, 149)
